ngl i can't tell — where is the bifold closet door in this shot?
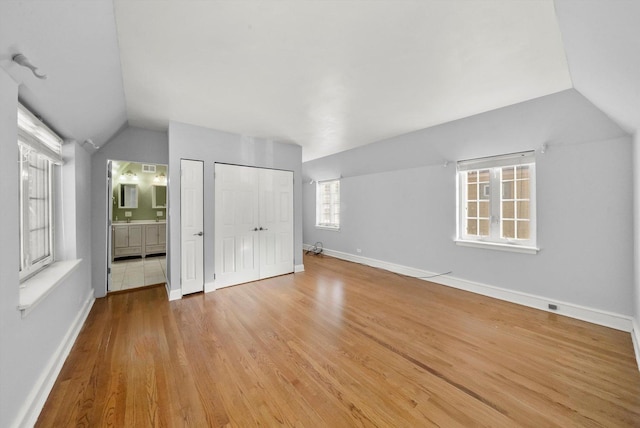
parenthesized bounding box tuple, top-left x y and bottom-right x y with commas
(214, 163, 293, 289)
(258, 168, 294, 279)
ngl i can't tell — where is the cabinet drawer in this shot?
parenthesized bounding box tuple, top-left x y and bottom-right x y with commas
(145, 244, 166, 255)
(114, 246, 142, 257)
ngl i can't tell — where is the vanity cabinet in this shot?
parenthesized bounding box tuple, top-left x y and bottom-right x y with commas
(112, 222, 166, 260)
(144, 223, 167, 256)
(113, 224, 143, 257)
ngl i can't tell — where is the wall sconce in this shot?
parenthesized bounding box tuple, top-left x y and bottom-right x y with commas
(153, 172, 167, 183)
(120, 170, 138, 181)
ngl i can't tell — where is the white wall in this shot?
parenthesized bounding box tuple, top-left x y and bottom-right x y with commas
(634, 132, 640, 330)
(303, 89, 634, 316)
(90, 126, 168, 297)
(167, 121, 303, 296)
(0, 67, 95, 427)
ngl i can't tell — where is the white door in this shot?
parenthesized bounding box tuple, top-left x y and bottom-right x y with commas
(214, 163, 294, 289)
(259, 168, 294, 279)
(214, 164, 260, 288)
(181, 159, 204, 294)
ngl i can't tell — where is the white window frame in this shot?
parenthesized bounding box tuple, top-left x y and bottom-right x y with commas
(316, 179, 340, 230)
(456, 151, 538, 254)
(18, 104, 62, 281)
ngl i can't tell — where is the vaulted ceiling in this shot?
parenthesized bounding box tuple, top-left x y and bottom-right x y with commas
(0, 1, 637, 161)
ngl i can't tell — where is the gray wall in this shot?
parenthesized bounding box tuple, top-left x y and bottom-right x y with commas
(168, 121, 303, 294)
(634, 132, 640, 326)
(91, 126, 168, 297)
(303, 89, 634, 316)
(0, 67, 95, 427)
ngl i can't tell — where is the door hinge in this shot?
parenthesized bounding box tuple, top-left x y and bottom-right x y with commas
(213, 274, 216, 280)
(107, 267, 111, 275)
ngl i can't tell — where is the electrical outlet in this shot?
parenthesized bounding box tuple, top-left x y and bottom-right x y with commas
(124, 211, 132, 217)
(157, 211, 163, 217)
(356, 248, 362, 253)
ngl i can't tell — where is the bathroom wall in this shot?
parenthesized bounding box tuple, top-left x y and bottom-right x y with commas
(111, 162, 167, 221)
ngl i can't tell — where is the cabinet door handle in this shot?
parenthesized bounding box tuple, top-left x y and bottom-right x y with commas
(259, 227, 268, 231)
(194, 231, 203, 236)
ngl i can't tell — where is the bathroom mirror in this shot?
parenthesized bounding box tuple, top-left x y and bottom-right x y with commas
(152, 184, 166, 208)
(118, 184, 138, 209)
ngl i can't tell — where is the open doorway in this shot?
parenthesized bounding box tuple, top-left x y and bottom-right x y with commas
(107, 160, 168, 292)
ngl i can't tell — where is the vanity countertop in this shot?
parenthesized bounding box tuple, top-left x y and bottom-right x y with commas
(112, 220, 166, 225)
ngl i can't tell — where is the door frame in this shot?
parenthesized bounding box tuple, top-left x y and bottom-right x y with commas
(105, 159, 169, 292)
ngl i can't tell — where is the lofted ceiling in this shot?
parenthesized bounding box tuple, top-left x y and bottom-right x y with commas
(2, 1, 636, 162)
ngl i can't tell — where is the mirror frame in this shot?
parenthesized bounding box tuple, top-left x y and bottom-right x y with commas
(118, 183, 138, 209)
(152, 184, 167, 208)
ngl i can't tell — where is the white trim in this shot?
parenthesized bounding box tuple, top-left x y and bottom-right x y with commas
(204, 281, 216, 293)
(166, 284, 182, 301)
(14, 290, 95, 428)
(455, 239, 540, 254)
(632, 319, 640, 371)
(18, 259, 82, 317)
(304, 244, 633, 332)
(294, 264, 305, 273)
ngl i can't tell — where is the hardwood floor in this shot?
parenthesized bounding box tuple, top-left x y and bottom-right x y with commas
(37, 254, 640, 427)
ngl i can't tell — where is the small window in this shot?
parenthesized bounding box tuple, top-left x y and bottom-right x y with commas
(17, 104, 62, 280)
(457, 151, 537, 252)
(316, 179, 340, 229)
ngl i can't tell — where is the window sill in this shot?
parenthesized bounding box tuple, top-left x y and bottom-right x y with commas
(315, 225, 340, 232)
(455, 239, 539, 254)
(18, 259, 82, 317)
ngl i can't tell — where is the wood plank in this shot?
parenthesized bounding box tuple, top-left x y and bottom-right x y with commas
(36, 254, 640, 427)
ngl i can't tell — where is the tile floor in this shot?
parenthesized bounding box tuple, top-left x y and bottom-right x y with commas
(110, 255, 167, 292)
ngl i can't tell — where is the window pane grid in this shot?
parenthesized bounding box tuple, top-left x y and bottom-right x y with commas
(465, 169, 490, 237)
(501, 165, 531, 240)
(317, 180, 340, 228)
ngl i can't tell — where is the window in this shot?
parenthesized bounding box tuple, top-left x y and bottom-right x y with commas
(316, 179, 340, 229)
(457, 151, 537, 252)
(18, 104, 63, 280)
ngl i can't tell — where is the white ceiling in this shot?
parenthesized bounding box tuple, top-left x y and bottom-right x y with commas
(0, 0, 127, 148)
(6, 1, 636, 162)
(114, 0, 572, 161)
(554, 0, 640, 134)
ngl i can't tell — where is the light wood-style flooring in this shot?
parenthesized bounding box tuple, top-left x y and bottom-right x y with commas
(37, 254, 640, 427)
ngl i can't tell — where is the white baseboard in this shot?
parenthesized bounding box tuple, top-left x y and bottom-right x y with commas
(632, 319, 640, 371)
(166, 283, 182, 301)
(16, 290, 95, 428)
(305, 244, 634, 333)
(294, 264, 305, 273)
(204, 281, 216, 293)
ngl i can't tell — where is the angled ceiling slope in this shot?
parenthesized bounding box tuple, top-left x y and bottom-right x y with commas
(554, 0, 640, 133)
(0, 0, 127, 148)
(115, 0, 572, 161)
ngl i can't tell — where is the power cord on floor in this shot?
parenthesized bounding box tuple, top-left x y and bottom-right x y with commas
(305, 242, 324, 255)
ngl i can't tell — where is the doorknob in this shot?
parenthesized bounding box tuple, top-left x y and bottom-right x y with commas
(194, 231, 203, 236)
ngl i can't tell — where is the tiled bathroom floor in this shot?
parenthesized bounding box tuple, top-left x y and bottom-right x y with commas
(110, 255, 167, 292)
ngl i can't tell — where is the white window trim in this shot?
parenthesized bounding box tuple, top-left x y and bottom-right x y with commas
(18, 259, 82, 317)
(456, 151, 538, 254)
(316, 179, 341, 230)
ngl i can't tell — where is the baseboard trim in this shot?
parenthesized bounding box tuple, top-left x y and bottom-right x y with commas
(305, 244, 634, 333)
(167, 283, 182, 301)
(294, 264, 305, 273)
(632, 319, 640, 371)
(204, 281, 216, 293)
(16, 290, 95, 428)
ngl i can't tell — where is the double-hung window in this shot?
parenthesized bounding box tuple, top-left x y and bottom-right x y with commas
(316, 179, 340, 229)
(456, 151, 537, 253)
(18, 104, 63, 281)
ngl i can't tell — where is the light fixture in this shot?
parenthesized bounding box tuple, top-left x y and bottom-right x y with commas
(82, 139, 100, 150)
(120, 170, 137, 181)
(153, 172, 167, 183)
(12, 54, 47, 80)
